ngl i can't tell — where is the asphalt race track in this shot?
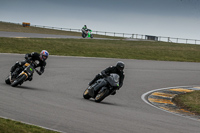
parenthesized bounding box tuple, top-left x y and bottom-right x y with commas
(1, 53, 200, 133)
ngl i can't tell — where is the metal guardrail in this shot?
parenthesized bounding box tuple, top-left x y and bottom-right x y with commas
(1, 21, 200, 45)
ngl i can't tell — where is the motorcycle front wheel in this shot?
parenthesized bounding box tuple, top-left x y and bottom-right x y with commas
(90, 34, 93, 38)
(11, 74, 26, 87)
(95, 89, 109, 103)
(83, 88, 92, 99)
(5, 76, 11, 84)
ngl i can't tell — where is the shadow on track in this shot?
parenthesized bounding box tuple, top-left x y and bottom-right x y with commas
(14, 85, 45, 91)
(1, 82, 45, 91)
(81, 97, 124, 107)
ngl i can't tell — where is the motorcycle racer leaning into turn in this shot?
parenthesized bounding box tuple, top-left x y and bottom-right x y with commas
(10, 50, 49, 81)
(82, 25, 88, 32)
(82, 25, 91, 34)
(89, 61, 125, 95)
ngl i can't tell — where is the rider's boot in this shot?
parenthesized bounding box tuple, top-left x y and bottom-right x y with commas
(89, 77, 98, 86)
(110, 90, 116, 95)
(89, 74, 102, 86)
(10, 62, 21, 79)
(28, 77, 32, 81)
(89, 79, 96, 86)
(11, 68, 21, 79)
(10, 61, 21, 73)
(28, 74, 33, 81)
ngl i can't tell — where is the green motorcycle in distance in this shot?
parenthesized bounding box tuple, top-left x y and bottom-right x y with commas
(81, 29, 93, 38)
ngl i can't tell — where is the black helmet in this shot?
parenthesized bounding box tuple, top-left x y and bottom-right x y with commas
(116, 61, 125, 71)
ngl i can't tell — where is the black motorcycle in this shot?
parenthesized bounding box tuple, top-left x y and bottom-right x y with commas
(83, 73, 120, 103)
(5, 60, 40, 87)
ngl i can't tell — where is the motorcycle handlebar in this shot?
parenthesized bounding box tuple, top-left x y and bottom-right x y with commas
(25, 59, 37, 66)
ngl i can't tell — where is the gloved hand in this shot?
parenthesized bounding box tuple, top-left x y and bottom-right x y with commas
(37, 71, 42, 75)
(25, 56, 28, 60)
(35, 69, 42, 75)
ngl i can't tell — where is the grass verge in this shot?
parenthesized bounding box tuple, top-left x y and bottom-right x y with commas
(173, 91, 200, 115)
(1, 37, 200, 62)
(0, 117, 59, 133)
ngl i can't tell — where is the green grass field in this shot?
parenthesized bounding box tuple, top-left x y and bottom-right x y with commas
(0, 117, 59, 133)
(1, 37, 200, 62)
(1, 21, 200, 132)
(173, 90, 200, 115)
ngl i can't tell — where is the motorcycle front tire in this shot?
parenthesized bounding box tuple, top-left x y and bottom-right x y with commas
(11, 74, 26, 87)
(95, 89, 110, 103)
(90, 34, 93, 38)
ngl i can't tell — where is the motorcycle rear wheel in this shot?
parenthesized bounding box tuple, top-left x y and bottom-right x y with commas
(83, 88, 92, 99)
(11, 74, 26, 87)
(95, 89, 109, 103)
(82, 33, 86, 38)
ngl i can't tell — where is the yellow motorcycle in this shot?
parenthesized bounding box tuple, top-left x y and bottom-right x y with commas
(5, 60, 39, 87)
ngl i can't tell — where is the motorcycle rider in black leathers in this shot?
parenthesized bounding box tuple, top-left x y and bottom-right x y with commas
(89, 61, 125, 95)
(82, 25, 88, 32)
(10, 50, 49, 81)
(82, 25, 91, 34)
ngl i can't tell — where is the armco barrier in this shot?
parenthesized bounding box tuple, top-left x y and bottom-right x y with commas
(1, 21, 200, 45)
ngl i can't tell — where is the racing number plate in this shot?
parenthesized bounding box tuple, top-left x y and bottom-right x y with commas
(26, 65, 34, 74)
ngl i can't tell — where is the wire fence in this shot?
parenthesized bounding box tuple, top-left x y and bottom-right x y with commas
(2, 21, 200, 45)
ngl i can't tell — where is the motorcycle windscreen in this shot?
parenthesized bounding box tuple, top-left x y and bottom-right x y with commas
(107, 74, 120, 87)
